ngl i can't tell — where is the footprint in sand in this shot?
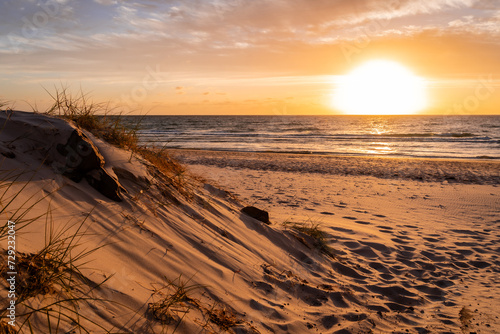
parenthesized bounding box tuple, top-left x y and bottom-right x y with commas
(455, 249, 474, 255)
(373, 214, 386, 218)
(320, 315, 339, 329)
(391, 237, 411, 245)
(350, 246, 378, 258)
(343, 241, 361, 249)
(360, 241, 393, 254)
(377, 225, 393, 230)
(343, 312, 368, 322)
(342, 216, 357, 220)
(320, 211, 335, 215)
(403, 225, 419, 229)
(423, 237, 441, 242)
(330, 226, 356, 234)
(421, 250, 447, 262)
(331, 262, 367, 280)
(469, 260, 492, 269)
(377, 225, 394, 234)
(354, 220, 371, 225)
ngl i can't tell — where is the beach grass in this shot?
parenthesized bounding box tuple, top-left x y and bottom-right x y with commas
(40, 86, 197, 199)
(0, 202, 116, 333)
(204, 304, 243, 331)
(0, 89, 203, 333)
(147, 274, 203, 326)
(41, 86, 139, 151)
(283, 219, 335, 257)
(0, 121, 117, 333)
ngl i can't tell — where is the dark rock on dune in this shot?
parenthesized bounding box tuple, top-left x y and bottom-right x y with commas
(56, 129, 124, 201)
(85, 168, 124, 202)
(0, 111, 125, 202)
(241, 206, 270, 224)
(56, 129, 104, 181)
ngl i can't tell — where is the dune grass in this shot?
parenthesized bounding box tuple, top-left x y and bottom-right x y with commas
(0, 100, 8, 110)
(148, 274, 203, 327)
(283, 219, 335, 257)
(0, 321, 17, 334)
(1, 89, 207, 333)
(147, 275, 249, 333)
(204, 304, 243, 331)
(39, 86, 197, 199)
(0, 202, 116, 333)
(41, 86, 140, 151)
(0, 120, 117, 333)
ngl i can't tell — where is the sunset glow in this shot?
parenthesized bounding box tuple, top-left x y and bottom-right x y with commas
(0, 1, 499, 114)
(333, 60, 428, 115)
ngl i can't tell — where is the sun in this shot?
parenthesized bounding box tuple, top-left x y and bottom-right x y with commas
(332, 60, 428, 115)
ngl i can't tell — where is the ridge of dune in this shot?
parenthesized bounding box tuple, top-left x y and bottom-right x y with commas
(0, 110, 499, 333)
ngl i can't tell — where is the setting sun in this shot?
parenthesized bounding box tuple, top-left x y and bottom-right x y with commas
(333, 60, 428, 115)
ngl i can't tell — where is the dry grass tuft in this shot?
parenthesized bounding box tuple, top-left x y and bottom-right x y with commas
(459, 306, 474, 330)
(147, 275, 248, 332)
(42, 86, 139, 150)
(0, 100, 10, 111)
(283, 220, 335, 257)
(40, 86, 197, 200)
(0, 202, 113, 333)
(137, 147, 195, 198)
(205, 305, 243, 331)
(0, 321, 17, 334)
(147, 275, 203, 325)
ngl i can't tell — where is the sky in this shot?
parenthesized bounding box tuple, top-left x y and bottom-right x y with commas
(0, 0, 499, 115)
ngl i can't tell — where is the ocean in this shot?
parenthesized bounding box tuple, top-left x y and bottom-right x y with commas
(127, 115, 500, 159)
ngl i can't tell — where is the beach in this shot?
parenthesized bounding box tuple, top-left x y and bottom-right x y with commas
(3, 0, 500, 332)
(172, 149, 500, 332)
(0, 111, 499, 333)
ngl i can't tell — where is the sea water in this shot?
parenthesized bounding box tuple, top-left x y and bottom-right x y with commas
(126, 115, 500, 159)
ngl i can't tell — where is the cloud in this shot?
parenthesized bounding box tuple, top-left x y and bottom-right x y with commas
(94, 0, 117, 5)
(0, 0, 499, 84)
(175, 86, 186, 94)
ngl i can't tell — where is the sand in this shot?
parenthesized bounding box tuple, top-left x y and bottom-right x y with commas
(172, 150, 500, 333)
(0, 111, 499, 333)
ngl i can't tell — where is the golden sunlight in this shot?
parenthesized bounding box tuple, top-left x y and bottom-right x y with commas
(333, 60, 428, 115)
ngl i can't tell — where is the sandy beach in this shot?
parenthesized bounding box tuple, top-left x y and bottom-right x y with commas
(3, 0, 500, 332)
(1, 111, 499, 333)
(172, 149, 500, 333)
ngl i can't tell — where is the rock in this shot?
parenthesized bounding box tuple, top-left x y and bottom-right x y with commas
(56, 129, 104, 182)
(241, 206, 270, 224)
(0, 111, 124, 201)
(85, 168, 123, 202)
(55, 129, 124, 202)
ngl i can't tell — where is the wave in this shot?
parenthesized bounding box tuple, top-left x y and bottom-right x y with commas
(373, 133, 477, 138)
(133, 115, 500, 159)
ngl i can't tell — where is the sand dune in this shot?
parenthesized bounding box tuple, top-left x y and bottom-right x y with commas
(0, 111, 499, 333)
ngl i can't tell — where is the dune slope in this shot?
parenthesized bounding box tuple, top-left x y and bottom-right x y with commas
(0, 110, 498, 333)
